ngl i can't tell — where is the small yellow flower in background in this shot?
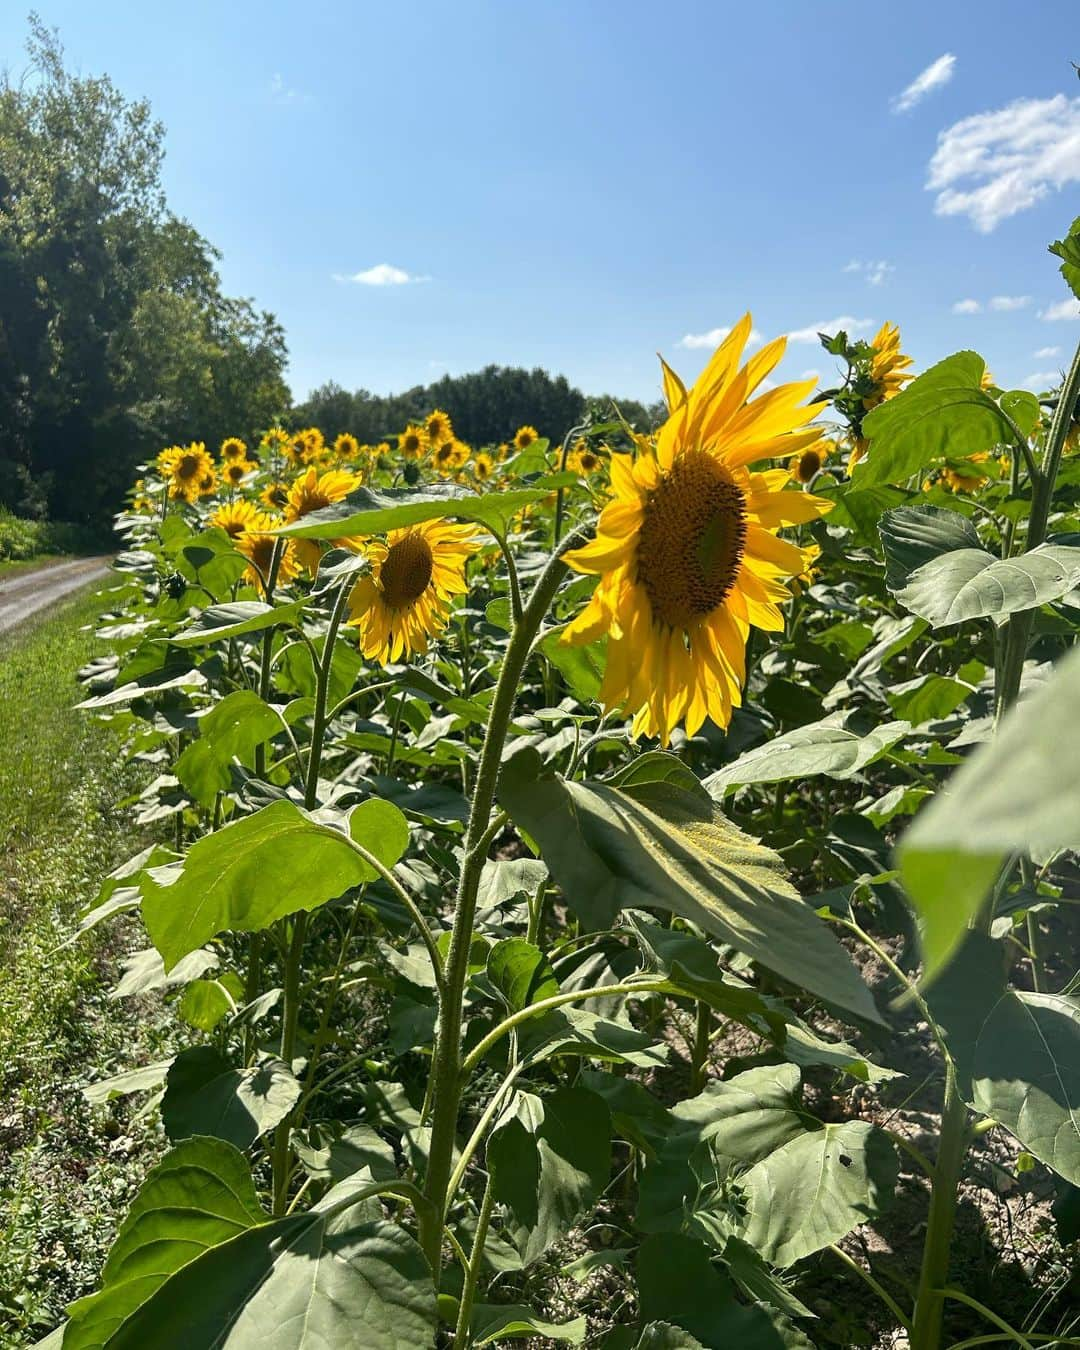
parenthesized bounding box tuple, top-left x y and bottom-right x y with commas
(790, 543, 822, 596)
(424, 409, 453, 448)
(165, 442, 215, 502)
(495, 442, 511, 461)
(285, 434, 310, 468)
(222, 458, 257, 488)
(863, 322, 914, 410)
(514, 425, 539, 451)
(567, 440, 603, 476)
(347, 520, 479, 664)
(284, 466, 363, 575)
(219, 437, 248, 464)
(209, 499, 261, 541)
(398, 425, 426, 459)
(155, 445, 180, 477)
(302, 427, 325, 459)
(235, 512, 301, 593)
(334, 433, 360, 462)
(432, 439, 469, 476)
(789, 437, 834, 485)
(562, 315, 830, 746)
(472, 451, 495, 483)
(261, 427, 290, 456)
(941, 452, 991, 494)
(981, 367, 996, 392)
(261, 482, 290, 513)
(198, 467, 218, 497)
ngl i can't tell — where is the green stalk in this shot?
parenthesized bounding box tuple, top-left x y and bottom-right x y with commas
(690, 999, 711, 1094)
(270, 581, 351, 1214)
(453, 1173, 496, 1345)
(417, 530, 585, 1272)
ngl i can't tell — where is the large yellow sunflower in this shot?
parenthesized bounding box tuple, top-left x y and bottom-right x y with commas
(166, 443, 215, 503)
(284, 466, 363, 575)
(424, 409, 453, 448)
(561, 316, 831, 745)
(209, 498, 260, 541)
(347, 520, 479, 663)
(863, 322, 914, 410)
(235, 512, 301, 593)
(333, 432, 360, 462)
(399, 425, 426, 460)
(514, 425, 539, 451)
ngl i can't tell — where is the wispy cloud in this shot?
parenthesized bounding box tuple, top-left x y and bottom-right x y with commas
(786, 316, 875, 343)
(843, 259, 895, 286)
(333, 263, 431, 286)
(927, 94, 1080, 233)
(270, 73, 310, 105)
(1040, 297, 1080, 321)
(952, 298, 981, 314)
(892, 53, 956, 114)
(1034, 345, 1061, 358)
(677, 325, 763, 350)
(988, 295, 1032, 311)
(800, 369, 822, 382)
(1024, 371, 1062, 390)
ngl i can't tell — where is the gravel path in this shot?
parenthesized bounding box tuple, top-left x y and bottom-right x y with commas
(0, 557, 111, 636)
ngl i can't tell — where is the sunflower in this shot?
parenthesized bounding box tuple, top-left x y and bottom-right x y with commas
(347, 520, 479, 663)
(398, 425, 426, 460)
(261, 481, 290, 513)
(221, 458, 257, 488)
(197, 467, 218, 497)
(220, 437, 248, 464)
(562, 316, 830, 745)
(261, 427, 290, 456)
(167, 443, 215, 502)
(432, 439, 469, 476)
(155, 445, 181, 477)
(284, 466, 363, 574)
(941, 452, 993, 494)
(567, 440, 603, 476)
(472, 451, 495, 483)
(424, 409, 453, 448)
(209, 498, 261, 541)
(235, 513, 301, 593)
(790, 437, 834, 485)
(863, 322, 914, 410)
(514, 425, 539, 451)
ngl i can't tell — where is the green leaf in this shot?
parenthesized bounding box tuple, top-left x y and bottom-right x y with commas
(488, 1086, 611, 1267)
(1000, 389, 1042, 437)
(878, 504, 980, 590)
(476, 858, 548, 911)
(736, 1119, 897, 1266)
(140, 798, 408, 970)
(82, 1060, 173, 1106)
(886, 674, 971, 726)
(170, 599, 307, 647)
(900, 645, 1080, 980)
(178, 978, 238, 1032)
(538, 628, 606, 702)
(472, 1304, 587, 1345)
(892, 543, 1080, 628)
(162, 1047, 300, 1149)
(175, 691, 285, 806)
(274, 481, 547, 541)
(293, 1123, 397, 1184)
(487, 939, 560, 1011)
(705, 715, 910, 793)
(500, 749, 879, 1024)
(854, 351, 1014, 487)
(634, 1324, 707, 1350)
(110, 946, 218, 999)
(1049, 216, 1080, 301)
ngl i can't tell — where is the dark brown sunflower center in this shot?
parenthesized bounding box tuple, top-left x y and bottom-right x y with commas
(223, 519, 246, 539)
(404, 434, 420, 452)
(177, 453, 201, 479)
(270, 486, 287, 507)
(380, 533, 433, 608)
(796, 449, 822, 483)
(636, 450, 746, 630)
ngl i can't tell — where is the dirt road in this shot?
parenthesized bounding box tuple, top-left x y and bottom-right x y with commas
(0, 557, 112, 637)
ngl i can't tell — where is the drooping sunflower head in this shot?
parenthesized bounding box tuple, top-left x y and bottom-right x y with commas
(424, 409, 453, 448)
(197, 468, 218, 497)
(432, 439, 469, 476)
(347, 519, 480, 664)
(514, 425, 539, 451)
(284, 466, 363, 575)
(261, 481, 290, 513)
(399, 425, 426, 460)
(568, 440, 603, 476)
(334, 432, 360, 462)
(562, 316, 831, 745)
(209, 498, 260, 541)
(472, 451, 495, 482)
(169, 442, 215, 501)
(220, 437, 248, 464)
(863, 322, 914, 410)
(235, 512, 301, 594)
(222, 458, 256, 488)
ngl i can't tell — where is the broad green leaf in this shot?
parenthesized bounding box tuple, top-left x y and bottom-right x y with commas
(110, 946, 218, 999)
(634, 1325, 706, 1350)
(854, 351, 1013, 487)
(178, 531, 249, 599)
(274, 481, 547, 541)
(878, 504, 980, 590)
(1000, 389, 1042, 437)
(900, 645, 1080, 979)
(736, 1120, 897, 1266)
(830, 484, 911, 544)
(487, 938, 559, 1011)
(162, 1047, 300, 1149)
(170, 599, 307, 647)
(538, 628, 606, 702)
(1049, 216, 1080, 300)
(488, 1086, 611, 1267)
(82, 1060, 173, 1106)
(886, 674, 970, 726)
(476, 858, 548, 911)
(294, 1123, 397, 1184)
(893, 543, 1080, 628)
(705, 715, 910, 793)
(472, 1304, 586, 1345)
(140, 798, 409, 970)
(580, 1070, 673, 1157)
(500, 748, 879, 1024)
(519, 1005, 668, 1070)
(178, 978, 239, 1032)
(175, 691, 285, 806)
(971, 990, 1080, 1185)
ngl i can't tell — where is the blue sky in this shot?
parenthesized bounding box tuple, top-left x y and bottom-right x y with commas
(4, 1, 1079, 404)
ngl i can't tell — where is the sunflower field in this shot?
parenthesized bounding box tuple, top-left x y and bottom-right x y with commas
(40, 216, 1080, 1350)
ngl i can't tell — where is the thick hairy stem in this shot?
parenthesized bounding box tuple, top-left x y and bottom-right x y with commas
(418, 531, 586, 1272)
(453, 1173, 496, 1345)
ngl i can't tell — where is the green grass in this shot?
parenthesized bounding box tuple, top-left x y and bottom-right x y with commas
(0, 583, 170, 1343)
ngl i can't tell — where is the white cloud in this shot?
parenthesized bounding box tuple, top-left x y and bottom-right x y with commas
(1040, 297, 1080, 320)
(927, 94, 1080, 233)
(786, 316, 875, 343)
(800, 369, 821, 382)
(677, 325, 763, 350)
(333, 263, 431, 286)
(892, 53, 956, 114)
(1024, 371, 1062, 390)
(988, 294, 1032, 311)
(270, 73, 310, 104)
(1034, 345, 1061, 358)
(843, 259, 895, 286)
(953, 298, 981, 314)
